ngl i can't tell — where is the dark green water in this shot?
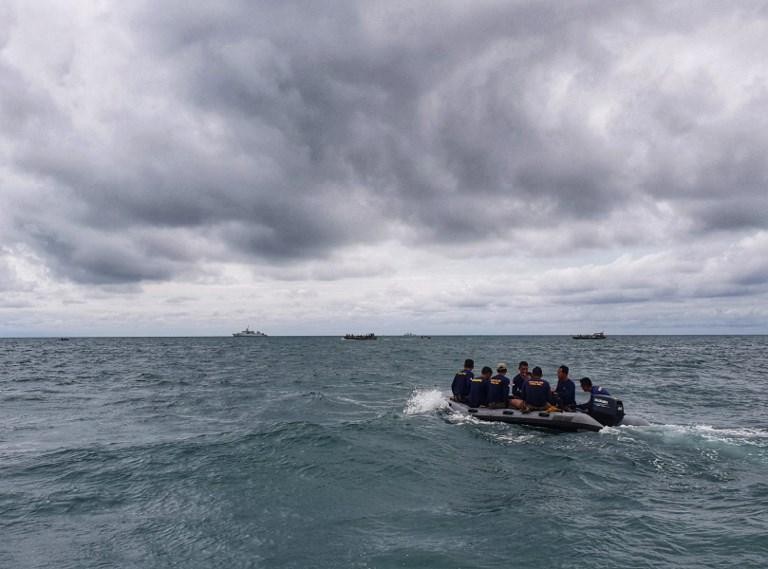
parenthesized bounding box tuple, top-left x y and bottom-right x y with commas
(1, 336, 767, 568)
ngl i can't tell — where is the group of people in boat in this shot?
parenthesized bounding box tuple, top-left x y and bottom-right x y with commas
(450, 359, 610, 412)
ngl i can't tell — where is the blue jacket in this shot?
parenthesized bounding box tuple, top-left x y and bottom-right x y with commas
(554, 378, 576, 408)
(487, 374, 510, 405)
(578, 385, 610, 411)
(511, 373, 527, 398)
(522, 378, 552, 407)
(451, 369, 473, 401)
(467, 375, 489, 407)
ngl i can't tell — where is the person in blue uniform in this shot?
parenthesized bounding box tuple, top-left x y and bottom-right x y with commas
(451, 359, 474, 403)
(552, 365, 576, 410)
(511, 366, 552, 410)
(576, 377, 610, 411)
(487, 363, 511, 408)
(511, 360, 529, 400)
(467, 366, 493, 408)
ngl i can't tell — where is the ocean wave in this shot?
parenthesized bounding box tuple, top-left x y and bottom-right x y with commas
(3, 336, 768, 569)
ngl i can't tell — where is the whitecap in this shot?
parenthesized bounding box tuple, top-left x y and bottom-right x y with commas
(403, 389, 449, 415)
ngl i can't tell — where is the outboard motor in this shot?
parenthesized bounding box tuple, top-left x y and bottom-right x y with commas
(588, 395, 625, 427)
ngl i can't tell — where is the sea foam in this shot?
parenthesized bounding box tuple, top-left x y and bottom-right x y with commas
(403, 388, 448, 415)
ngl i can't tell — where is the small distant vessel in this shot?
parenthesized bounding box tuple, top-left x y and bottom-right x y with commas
(59, 337, 70, 341)
(233, 327, 268, 337)
(343, 333, 377, 340)
(403, 332, 415, 337)
(573, 331, 607, 340)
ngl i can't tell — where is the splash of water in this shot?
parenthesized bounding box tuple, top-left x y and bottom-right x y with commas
(403, 389, 448, 415)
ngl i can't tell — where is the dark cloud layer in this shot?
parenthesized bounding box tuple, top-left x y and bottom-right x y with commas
(2, 1, 768, 285)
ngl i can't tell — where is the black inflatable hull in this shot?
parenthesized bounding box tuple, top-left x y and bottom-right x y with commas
(447, 400, 648, 432)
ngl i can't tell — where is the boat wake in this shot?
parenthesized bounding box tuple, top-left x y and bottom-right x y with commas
(650, 424, 768, 446)
(403, 389, 448, 415)
(602, 423, 768, 462)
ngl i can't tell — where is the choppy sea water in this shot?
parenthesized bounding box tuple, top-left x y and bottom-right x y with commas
(1, 335, 767, 569)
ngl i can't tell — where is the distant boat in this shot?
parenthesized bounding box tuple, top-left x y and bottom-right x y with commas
(59, 337, 70, 341)
(343, 333, 377, 340)
(403, 332, 415, 337)
(572, 331, 607, 340)
(233, 327, 268, 337)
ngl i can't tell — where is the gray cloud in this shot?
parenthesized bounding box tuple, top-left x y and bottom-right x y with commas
(0, 257, 21, 292)
(2, 1, 768, 288)
(0, 62, 57, 136)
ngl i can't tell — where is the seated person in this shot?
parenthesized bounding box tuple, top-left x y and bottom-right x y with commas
(467, 366, 493, 408)
(510, 360, 530, 401)
(510, 366, 552, 411)
(552, 365, 576, 410)
(576, 377, 610, 411)
(487, 363, 511, 408)
(451, 359, 474, 402)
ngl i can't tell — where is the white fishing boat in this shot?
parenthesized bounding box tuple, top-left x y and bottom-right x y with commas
(233, 327, 268, 337)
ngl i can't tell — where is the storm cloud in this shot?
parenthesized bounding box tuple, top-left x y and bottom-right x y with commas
(1, 1, 767, 334)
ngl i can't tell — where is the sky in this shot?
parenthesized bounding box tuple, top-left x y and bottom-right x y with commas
(1, 1, 767, 336)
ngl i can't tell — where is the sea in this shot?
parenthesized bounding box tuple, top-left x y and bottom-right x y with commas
(1, 335, 767, 569)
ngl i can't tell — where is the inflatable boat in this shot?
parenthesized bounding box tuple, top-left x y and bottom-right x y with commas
(447, 394, 649, 432)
